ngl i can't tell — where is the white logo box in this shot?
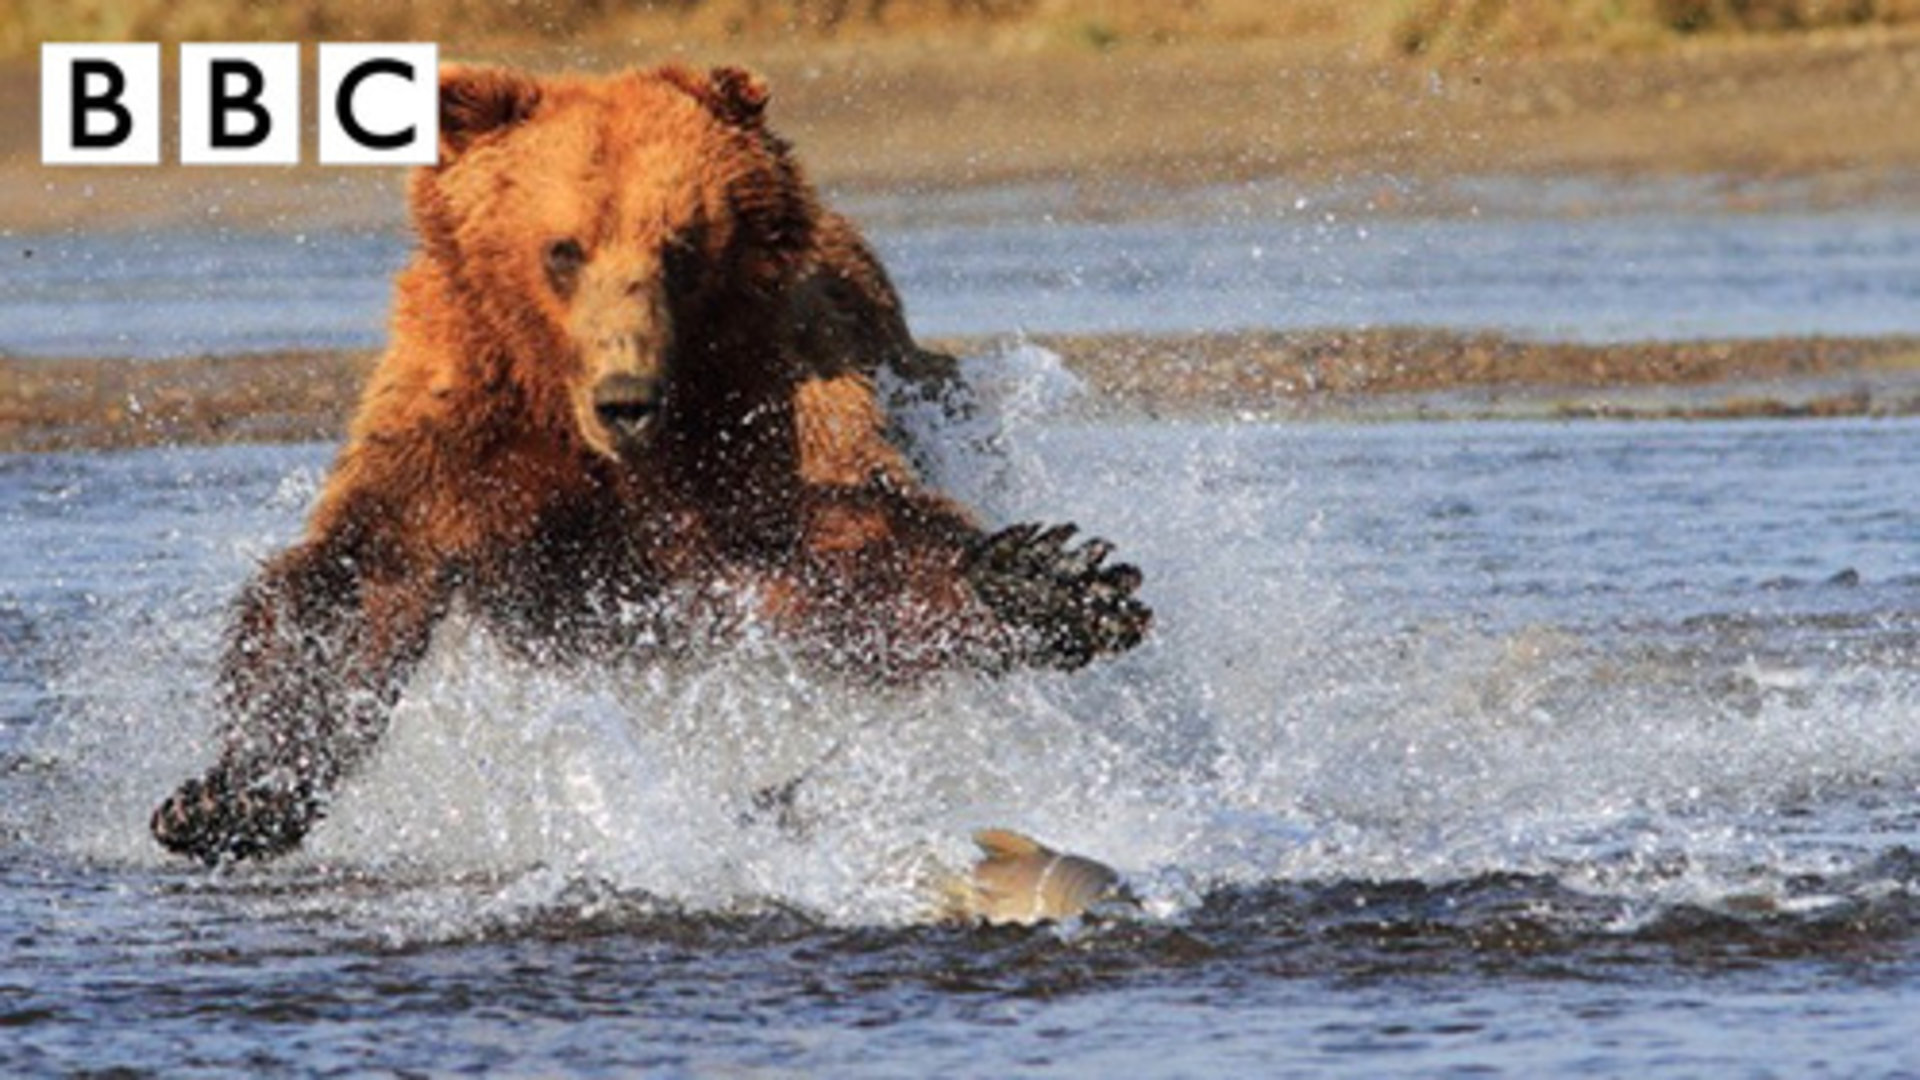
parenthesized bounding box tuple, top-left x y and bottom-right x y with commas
(42, 42, 439, 166)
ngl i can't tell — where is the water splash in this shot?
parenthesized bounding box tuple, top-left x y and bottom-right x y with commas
(12, 351, 1920, 941)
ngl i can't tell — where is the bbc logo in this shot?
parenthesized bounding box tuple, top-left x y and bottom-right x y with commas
(42, 42, 440, 166)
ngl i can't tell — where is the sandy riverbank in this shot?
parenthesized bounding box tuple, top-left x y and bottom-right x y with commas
(4, 25, 1920, 230)
(7, 332, 1917, 454)
(4, 24, 1917, 450)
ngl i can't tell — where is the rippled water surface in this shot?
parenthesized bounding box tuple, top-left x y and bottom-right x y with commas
(3, 346, 1916, 1073)
(6, 207, 1920, 355)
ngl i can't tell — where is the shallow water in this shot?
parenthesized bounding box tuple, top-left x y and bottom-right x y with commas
(6, 207, 1920, 357)
(2, 348, 1917, 1074)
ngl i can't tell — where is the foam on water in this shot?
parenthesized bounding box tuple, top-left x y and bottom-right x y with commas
(12, 346, 1919, 942)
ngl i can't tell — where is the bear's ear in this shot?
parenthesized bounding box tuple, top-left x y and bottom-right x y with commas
(439, 65, 543, 159)
(661, 64, 770, 129)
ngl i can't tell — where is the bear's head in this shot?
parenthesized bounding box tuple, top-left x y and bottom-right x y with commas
(412, 64, 819, 464)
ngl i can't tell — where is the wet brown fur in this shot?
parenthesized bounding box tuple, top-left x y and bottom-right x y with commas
(150, 63, 1146, 865)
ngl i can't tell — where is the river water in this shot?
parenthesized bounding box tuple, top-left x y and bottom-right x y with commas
(5, 205, 1920, 356)
(2, 205, 1918, 1075)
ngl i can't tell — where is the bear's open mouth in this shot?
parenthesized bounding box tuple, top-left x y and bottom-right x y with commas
(592, 374, 663, 444)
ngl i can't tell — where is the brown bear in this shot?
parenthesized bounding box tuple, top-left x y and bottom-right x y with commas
(150, 63, 1149, 865)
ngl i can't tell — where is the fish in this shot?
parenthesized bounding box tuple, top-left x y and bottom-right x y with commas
(941, 828, 1132, 926)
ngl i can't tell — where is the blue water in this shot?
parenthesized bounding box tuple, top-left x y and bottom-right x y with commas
(2, 182, 1919, 1073)
(4, 208, 1918, 356)
(3, 364, 1917, 1072)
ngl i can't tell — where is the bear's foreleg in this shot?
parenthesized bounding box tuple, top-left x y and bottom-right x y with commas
(794, 488, 1150, 678)
(961, 521, 1149, 672)
(151, 535, 448, 864)
(789, 375, 1150, 675)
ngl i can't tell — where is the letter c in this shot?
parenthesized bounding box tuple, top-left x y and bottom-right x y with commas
(335, 59, 416, 151)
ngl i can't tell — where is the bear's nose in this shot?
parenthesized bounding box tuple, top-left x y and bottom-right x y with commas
(592, 374, 662, 441)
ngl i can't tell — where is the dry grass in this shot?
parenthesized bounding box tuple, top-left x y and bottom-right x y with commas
(1, 1, 1360, 54)
(1383, 0, 1920, 56)
(11, 0, 1920, 58)
(4, 0, 624, 57)
(649, 1, 1359, 47)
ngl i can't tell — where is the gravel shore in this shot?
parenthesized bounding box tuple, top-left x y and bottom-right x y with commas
(8, 332, 1916, 454)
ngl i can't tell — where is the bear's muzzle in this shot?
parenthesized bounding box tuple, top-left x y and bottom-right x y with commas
(592, 372, 663, 448)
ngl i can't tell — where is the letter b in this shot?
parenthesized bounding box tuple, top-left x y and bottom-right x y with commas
(182, 44, 299, 165)
(42, 44, 160, 165)
(72, 61, 131, 148)
(212, 62, 269, 148)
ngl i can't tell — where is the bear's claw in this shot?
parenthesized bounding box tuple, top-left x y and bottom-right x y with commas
(965, 522, 1151, 670)
(151, 769, 320, 866)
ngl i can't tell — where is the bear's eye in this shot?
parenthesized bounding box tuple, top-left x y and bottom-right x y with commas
(544, 238, 587, 296)
(661, 235, 704, 302)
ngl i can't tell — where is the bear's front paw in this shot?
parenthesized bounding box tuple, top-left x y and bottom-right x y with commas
(151, 768, 319, 866)
(965, 523, 1150, 671)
